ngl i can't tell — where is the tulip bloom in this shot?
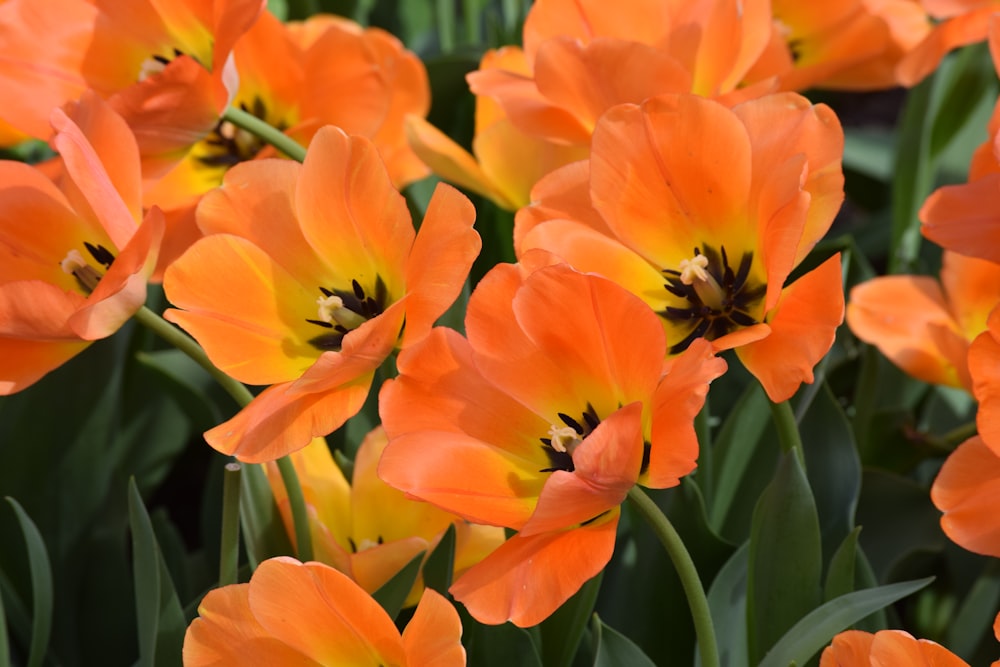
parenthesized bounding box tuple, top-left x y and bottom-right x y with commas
(920, 17, 1000, 261)
(466, 0, 774, 151)
(968, 308, 1000, 451)
(847, 251, 1000, 390)
(516, 93, 845, 402)
(745, 0, 931, 91)
(405, 47, 588, 210)
(820, 629, 973, 666)
(266, 429, 503, 605)
(163, 127, 480, 462)
(379, 260, 726, 626)
(183, 557, 465, 666)
(0, 92, 163, 394)
(897, 0, 1000, 86)
(931, 436, 1000, 557)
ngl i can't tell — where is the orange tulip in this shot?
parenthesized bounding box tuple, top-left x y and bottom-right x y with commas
(183, 557, 465, 666)
(405, 47, 588, 210)
(0, 0, 260, 141)
(265, 429, 504, 605)
(897, 0, 1000, 86)
(378, 260, 725, 626)
(968, 308, 1000, 453)
(745, 0, 931, 91)
(516, 92, 845, 402)
(931, 436, 1000, 557)
(163, 127, 479, 462)
(847, 251, 1000, 390)
(0, 92, 163, 394)
(820, 629, 970, 666)
(920, 17, 1000, 262)
(467, 0, 774, 148)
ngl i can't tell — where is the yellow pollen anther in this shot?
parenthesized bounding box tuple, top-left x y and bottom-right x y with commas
(548, 425, 582, 454)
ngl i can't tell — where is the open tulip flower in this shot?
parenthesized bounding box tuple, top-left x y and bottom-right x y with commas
(847, 251, 1000, 391)
(517, 92, 845, 402)
(931, 436, 1000, 558)
(183, 556, 466, 666)
(265, 429, 504, 605)
(163, 126, 480, 462)
(0, 92, 163, 394)
(378, 259, 726, 626)
(820, 628, 985, 666)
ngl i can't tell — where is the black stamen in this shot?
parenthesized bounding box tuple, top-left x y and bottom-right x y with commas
(557, 412, 584, 434)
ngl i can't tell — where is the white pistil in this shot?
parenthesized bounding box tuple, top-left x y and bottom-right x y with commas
(548, 425, 582, 454)
(355, 537, 380, 552)
(316, 294, 366, 330)
(61, 249, 102, 293)
(678, 254, 725, 311)
(137, 57, 168, 81)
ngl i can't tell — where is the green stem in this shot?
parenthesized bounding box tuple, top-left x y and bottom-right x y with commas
(221, 106, 307, 163)
(436, 0, 456, 52)
(219, 463, 242, 586)
(627, 487, 719, 667)
(277, 456, 313, 562)
(462, 0, 479, 44)
(133, 306, 313, 566)
(925, 420, 978, 453)
(132, 306, 254, 406)
(769, 399, 805, 465)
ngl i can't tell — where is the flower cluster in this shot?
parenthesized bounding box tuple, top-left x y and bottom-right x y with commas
(2, 0, 1000, 665)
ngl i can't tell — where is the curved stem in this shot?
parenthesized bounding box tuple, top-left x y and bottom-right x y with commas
(627, 487, 719, 667)
(133, 306, 254, 406)
(769, 399, 805, 466)
(276, 456, 313, 562)
(221, 106, 307, 163)
(133, 306, 314, 565)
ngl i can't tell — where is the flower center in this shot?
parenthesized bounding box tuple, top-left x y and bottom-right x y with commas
(305, 276, 388, 351)
(198, 97, 286, 169)
(61, 242, 115, 294)
(539, 405, 601, 473)
(661, 244, 766, 354)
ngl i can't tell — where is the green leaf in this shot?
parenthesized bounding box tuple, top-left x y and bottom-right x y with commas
(5, 499, 52, 667)
(855, 471, 945, 581)
(708, 381, 774, 538)
(747, 450, 823, 664)
(127, 479, 186, 667)
(889, 77, 935, 273)
(591, 614, 656, 667)
(371, 551, 425, 620)
(462, 614, 543, 667)
(0, 577, 8, 667)
(945, 560, 1000, 657)
(758, 577, 935, 667)
(698, 542, 748, 667)
(239, 462, 293, 569)
(799, 384, 861, 564)
(929, 42, 997, 160)
(540, 572, 602, 667)
(133, 349, 224, 430)
(423, 523, 457, 595)
(824, 528, 861, 602)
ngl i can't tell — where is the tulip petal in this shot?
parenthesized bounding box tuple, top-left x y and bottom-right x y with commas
(402, 589, 466, 667)
(449, 510, 618, 627)
(736, 254, 844, 402)
(932, 437, 1000, 558)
